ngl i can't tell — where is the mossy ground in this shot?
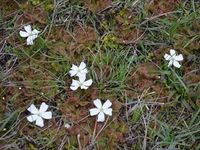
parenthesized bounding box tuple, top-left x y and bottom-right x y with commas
(0, 0, 200, 149)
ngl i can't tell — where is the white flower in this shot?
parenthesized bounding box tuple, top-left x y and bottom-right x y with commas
(89, 99, 112, 122)
(69, 62, 88, 78)
(70, 75, 92, 91)
(27, 102, 52, 127)
(164, 49, 183, 68)
(19, 25, 40, 45)
(64, 123, 71, 128)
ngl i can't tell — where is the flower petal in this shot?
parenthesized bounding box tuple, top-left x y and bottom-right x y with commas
(35, 116, 44, 127)
(71, 79, 80, 86)
(168, 60, 173, 67)
(81, 68, 88, 74)
(27, 104, 38, 114)
(24, 25, 32, 34)
(70, 80, 80, 91)
(32, 29, 40, 34)
(97, 112, 105, 122)
(41, 111, 52, 119)
(175, 54, 183, 61)
(64, 123, 71, 128)
(71, 64, 78, 71)
(103, 108, 112, 116)
(77, 72, 87, 78)
(31, 34, 38, 40)
(79, 62, 86, 70)
(80, 84, 89, 90)
(173, 60, 181, 68)
(83, 79, 92, 87)
(79, 74, 86, 83)
(26, 36, 34, 45)
(170, 49, 176, 56)
(27, 115, 38, 122)
(164, 54, 171, 60)
(89, 108, 100, 116)
(70, 86, 78, 91)
(102, 100, 112, 109)
(93, 99, 102, 109)
(39, 102, 48, 113)
(69, 70, 77, 77)
(19, 31, 29, 37)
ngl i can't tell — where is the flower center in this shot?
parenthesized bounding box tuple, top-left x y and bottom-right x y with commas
(29, 32, 33, 36)
(35, 111, 41, 116)
(29, 32, 37, 36)
(100, 107, 104, 112)
(171, 54, 176, 60)
(77, 68, 81, 73)
(79, 82, 83, 86)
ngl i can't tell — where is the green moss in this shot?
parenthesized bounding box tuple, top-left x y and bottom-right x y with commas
(102, 33, 119, 50)
(131, 107, 142, 123)
(29, 0, 54, 12)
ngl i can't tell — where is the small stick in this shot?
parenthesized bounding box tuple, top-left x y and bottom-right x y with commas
(95, 117, 109, 140)
(77, 134, 82, 150)
(92, 120, 97, 141)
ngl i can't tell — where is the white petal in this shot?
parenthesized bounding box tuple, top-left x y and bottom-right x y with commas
(83, 79, 92, 87)
(173, 60, 181, 68)
(27, 115, 38, 122)
(168, 60, 173, 67)
(39, 102, 48, 113)
(103, 108, 112, 116)
(80, 84, 89, 90)
(71, 79, 79, 86)
(27, 36, 34, 45)
(70, 80, 80, 91)
(79, 62, 86, 70)
(164, 54, 171, 60)
(79, 75, 86, 83)
(35, 116, 44, 127)
(97, 112, 105, 122)
(32, 29, 40, 34)
(102, 100, 112, 109)
(77, 72, 87, 78)
(69, 70, 77, 77)
(170, 49, 176, 56)
(93, 99, 102, 109)
(81, 68, 88, 74)
(19, 31, 29, 37)
(175, 54, 183, 61)
(89, 108, 100, 116)
(41, 111, 52, 119)
(27, 104, 38, 114)
(31, 34, 38, 40)
(64, 123, 71, 128)
(71, 64, 78, 71)
(70, 85, 79, 91)
(24, 25, 32, 34)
